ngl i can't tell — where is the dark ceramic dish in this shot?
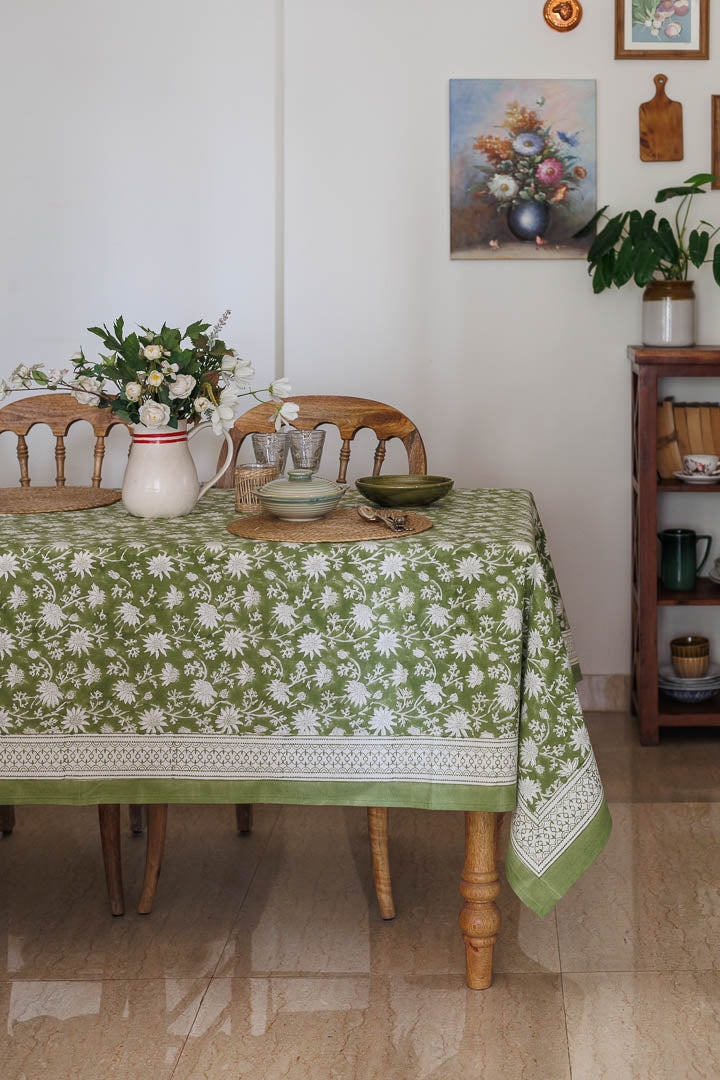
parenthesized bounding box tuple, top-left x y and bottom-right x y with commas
(355, 474, 454, 508)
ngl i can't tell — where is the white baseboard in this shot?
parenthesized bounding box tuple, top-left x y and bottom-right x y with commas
(577, 674, 631, 712)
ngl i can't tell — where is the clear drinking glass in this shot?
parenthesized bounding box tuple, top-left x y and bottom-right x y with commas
(289, 429, 326, 474)
(251, 432, 289, 475)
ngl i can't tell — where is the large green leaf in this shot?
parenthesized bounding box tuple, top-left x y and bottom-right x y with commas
(572, 205, 608, 240)
(714, 244, 720, 287)
(591, 262, 607, 293)
(689, 229, 710, 268)
(656, 217, 679, 264)
(655, 185, 705, 203)
(633, 242, 660, 286)
(628, 210, 644, 243)
(613, 236, 635, 287)
(587, 213, 628, 264)
(684, 173, 715, 187)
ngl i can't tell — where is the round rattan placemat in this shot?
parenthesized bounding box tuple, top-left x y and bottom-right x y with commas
(226, 506, 433, 543)
(0, 487, 122, 514)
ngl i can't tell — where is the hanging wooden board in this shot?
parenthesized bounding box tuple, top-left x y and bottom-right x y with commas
(639, 74, 683, 163)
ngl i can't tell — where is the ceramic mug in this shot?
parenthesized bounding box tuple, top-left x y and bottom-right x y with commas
(683, 454, 719, 476)
(657, 529, 712, 592)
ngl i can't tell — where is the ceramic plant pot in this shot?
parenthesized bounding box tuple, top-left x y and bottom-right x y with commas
(507, 201, 551, 242)
(642, 280, 695, 347)
(122, 421, 233, 518)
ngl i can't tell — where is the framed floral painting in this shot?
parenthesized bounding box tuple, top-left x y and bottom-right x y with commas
(449, 79, 596, 260)
(615, 0, 709, 60)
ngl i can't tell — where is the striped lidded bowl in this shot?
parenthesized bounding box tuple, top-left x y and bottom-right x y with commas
(257, 469, 346, 521)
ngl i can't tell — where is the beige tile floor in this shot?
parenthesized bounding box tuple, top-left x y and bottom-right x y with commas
(1, 712, 719, 1079)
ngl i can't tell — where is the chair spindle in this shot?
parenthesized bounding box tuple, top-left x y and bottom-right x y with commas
(372, 440, 387, 476)
(92, 435, 105, 488)
(55, 435, 66, 487)
(338, 438, 352, 483)
(17, 435, 30, 487)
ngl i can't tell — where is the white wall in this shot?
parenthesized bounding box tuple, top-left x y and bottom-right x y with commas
(284, 0, 720, 674)
(3, 1, 720, 675)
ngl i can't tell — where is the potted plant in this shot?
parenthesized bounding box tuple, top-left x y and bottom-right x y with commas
(575, 173, 720, 347)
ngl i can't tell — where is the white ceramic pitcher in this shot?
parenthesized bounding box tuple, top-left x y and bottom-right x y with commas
(121, 420, 234, 518)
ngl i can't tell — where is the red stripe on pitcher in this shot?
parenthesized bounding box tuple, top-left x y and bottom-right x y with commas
(133, 430, 188, 444)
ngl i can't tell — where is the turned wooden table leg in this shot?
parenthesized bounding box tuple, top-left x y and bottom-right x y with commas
(0, 806, 15, 835)
(458, 811, 501, 990)
(235, 804, 253, 834)
(128, 805, 144, 835)
(97, 804, 124, 916)
(138, 804, 168, 915)
(367, 806, 396, 920)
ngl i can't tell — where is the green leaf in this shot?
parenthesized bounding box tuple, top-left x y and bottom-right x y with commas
(573, 205, 608, 240)
(656, 217, 679, 264)
(628, 210, 644, 243)
(642, 210, 657, 233)
(184, 320, 210, 341)
(159, 326, 181, 351)
(714, 245, 720, 287)
(112, 316, 125, 342)
(587, 213, 628, 264)
(613, 236, 635, 287)
(120, 332, 140, 365)
(634, 242, 660, 287)
(592, 262, 607, 293)
(655, 185, 704, 203)
(689, 229, 710, 268)
(684, 173, 715, 187)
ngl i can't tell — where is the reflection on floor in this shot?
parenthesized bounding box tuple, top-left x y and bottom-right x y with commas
(1, 713, 719, 1079)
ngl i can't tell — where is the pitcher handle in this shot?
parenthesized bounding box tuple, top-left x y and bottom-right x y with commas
(187, 425, 235, 501)
(696, 535, 712, 575)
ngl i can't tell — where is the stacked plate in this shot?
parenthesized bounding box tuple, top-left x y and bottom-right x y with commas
(659, 663, 720, 703)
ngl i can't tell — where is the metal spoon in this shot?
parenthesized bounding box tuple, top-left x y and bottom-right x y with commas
(357, 505, 410, 532)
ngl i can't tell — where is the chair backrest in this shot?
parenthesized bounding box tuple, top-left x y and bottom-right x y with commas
(0, 393, 127, 488)
(216, 395, 427, 487)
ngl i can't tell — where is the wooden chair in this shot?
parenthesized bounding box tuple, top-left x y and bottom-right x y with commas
(0, 393, 129, 914)
(139, 396, 427, 919)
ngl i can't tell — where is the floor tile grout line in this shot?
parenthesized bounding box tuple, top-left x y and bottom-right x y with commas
(555, 912, 574, 1080)
(168, 804, 284, 1079)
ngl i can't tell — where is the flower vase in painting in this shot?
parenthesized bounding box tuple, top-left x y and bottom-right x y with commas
(450, 79, 597, 259)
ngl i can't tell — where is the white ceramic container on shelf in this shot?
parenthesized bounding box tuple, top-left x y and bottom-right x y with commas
(257, 469, 346, 521)
(642, 280, 695, 347)
(121, 421, 233, 518)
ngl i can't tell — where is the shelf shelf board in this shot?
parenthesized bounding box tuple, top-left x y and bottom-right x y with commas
(657, 577, 720, 605)
(659, 692, 720, 725)
(658, 478, 720, 492)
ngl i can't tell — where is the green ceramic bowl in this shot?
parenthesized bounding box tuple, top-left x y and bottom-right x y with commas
(355, 474, 454, 508)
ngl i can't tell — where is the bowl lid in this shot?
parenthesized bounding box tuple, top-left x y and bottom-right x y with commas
(258, 469, 344, 501)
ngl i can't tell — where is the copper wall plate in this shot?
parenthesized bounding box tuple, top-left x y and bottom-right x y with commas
(543, 0, 583, 32)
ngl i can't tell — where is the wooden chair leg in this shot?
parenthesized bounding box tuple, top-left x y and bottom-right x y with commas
(97, 804, 125, 916)
(0, 806, 15, 835)
(458, 811, 501, 990)
(137, 804, 168, 915)
(235, 804, 253, 834)
(129, 805, 144, 835)
(367, 806, 396, 920)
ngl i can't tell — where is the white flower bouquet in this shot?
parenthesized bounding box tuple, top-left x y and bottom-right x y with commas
(0, 310, 298, 433)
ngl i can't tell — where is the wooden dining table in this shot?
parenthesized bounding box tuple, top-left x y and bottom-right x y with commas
(0, 487, 611, 989)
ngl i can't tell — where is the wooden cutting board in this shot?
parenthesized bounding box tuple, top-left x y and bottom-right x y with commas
(639, 74, 683, 162)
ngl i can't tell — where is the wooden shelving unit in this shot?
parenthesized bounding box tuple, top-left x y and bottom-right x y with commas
(631, 346, 720, 744)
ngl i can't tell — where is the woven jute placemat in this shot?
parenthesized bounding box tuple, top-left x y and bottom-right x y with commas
(227, 507, 433, 543)
(0, 487, 122, 514)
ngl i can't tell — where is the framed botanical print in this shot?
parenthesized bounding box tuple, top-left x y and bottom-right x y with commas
(615, 0, 709, 59)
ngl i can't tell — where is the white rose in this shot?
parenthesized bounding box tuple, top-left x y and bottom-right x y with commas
(125, 381, 143, 401)
(138, 401, 171, 427)
(210, 404, 235, 435)
(48, 368, 67, 385)
(275, 401, 300, 430)
(270, 377, 292, 399)
(71, 375, 103, 405)
(168, 373, 196, 399)
(146, 370, 164, 387)
(194, 396, 212, 414)
(143, 344, 163, 361)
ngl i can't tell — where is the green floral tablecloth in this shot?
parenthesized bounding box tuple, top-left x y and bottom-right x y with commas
(0, 488, 610, 916)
